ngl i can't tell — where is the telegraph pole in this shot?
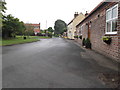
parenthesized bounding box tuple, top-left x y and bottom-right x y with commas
(46, 20, 47, 29)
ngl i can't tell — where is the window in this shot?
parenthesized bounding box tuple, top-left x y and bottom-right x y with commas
(34, 26, 39, 29)
(106, 4, 118, 34)
(79, 25, 84, 35)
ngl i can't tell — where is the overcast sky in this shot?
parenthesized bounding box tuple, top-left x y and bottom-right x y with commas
(5, 0, 103, 29)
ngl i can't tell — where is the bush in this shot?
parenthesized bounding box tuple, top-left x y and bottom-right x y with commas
(48, 33, 52, 38)
(85, 38, 91, 49)
(82, 38, 86, 46)
(54, 34, 59, 37)
(74, 35, 78, 38)
(37, 33, 42, 36)
(79, 35, 82, 39)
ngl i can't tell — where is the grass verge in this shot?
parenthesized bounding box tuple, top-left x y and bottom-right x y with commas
(0, 36, 41, 46)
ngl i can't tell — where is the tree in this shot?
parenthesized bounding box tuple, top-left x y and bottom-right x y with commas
(0, 0, 7, 13)
(2, 14, 25, 38)
(24, 24, 34, 37)
(48, 27, 53, 33)
(0, 0, 7, 25)
(0, 0, 7, 36)
(17, 21, 26, 35)
(1, 1, 26, 39)
(54, 19, 67, 35)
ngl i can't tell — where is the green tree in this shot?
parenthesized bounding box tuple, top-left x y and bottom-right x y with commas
(40, 29, 44, 33)
(17, 21, 26, 35)
(2, 14, 25, 38)
(0, 0, 7, 36)
(24, 24, 34, 37)
(48, 27, 53, 33)
(54, 19, 67, 35)
(0, 0, 7, 13)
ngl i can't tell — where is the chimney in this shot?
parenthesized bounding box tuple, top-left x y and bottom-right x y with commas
(74, 12, 79, 18)
(85, 11, 88, 17)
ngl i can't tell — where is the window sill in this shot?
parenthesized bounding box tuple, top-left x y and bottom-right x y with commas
(105, 32, 117, 36)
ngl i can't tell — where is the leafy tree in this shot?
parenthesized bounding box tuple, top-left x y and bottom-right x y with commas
(40, 29, 44, 33)
(0, 0, 7, 36)
(24, 24, 34, 37)
(1, 1, 26, 39)
(0, 0, 7, 13)
(54, 19, 67, 35)
(0, 0, 7, 25)
(48, 27, 53, 33)
(2, 14, 25, 38)
(17, 21, 26, 35)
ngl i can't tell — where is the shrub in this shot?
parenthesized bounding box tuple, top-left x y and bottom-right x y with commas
(82, 38, 86, 46)
(48, 33, 52, 38)
(79, 35, 82, 39)
(85, 38, 91, 49)
(54, 34, 59, 37)
(74, 35, 78, 38)
(37, 33, 42, 36)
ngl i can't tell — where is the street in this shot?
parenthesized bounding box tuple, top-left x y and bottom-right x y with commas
(2, 38, 117, 88)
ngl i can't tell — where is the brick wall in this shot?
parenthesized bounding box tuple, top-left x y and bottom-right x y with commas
(118, 1, 120, 61)
(76, 2, 120, 62)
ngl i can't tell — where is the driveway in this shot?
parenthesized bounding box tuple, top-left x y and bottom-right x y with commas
(2, 38, 117, 88)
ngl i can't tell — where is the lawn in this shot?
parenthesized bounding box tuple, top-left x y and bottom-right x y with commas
(38, 36, 51, 39)
(0, 36, 51, 46)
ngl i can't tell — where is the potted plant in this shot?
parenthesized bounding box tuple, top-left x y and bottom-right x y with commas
(79, 35, 82, 39)
(82, 38, 86, 46)
(23, 36, 26, 39)
(102, 36, 112, 44)
(74, 35, 78, 39)
(85, 38, 91, 49)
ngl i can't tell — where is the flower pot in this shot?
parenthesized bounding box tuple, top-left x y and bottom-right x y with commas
(103, 39, 111, 44)
(23, 36, 26, 39)
(85, 38, 91, 49)
(79, 36, 82, 39)
(102, 36, 112, 45)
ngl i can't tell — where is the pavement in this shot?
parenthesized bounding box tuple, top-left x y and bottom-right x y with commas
(2, 38, 119, 88)
(71, 40, 119, 72)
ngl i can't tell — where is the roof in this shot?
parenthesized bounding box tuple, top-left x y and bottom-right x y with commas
(25, 23, 40, 26)
(76, 1, 107, 27)
(67, 12, 84, 26)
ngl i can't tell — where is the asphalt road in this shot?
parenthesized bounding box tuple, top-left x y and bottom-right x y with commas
(2, 38, 115, 88)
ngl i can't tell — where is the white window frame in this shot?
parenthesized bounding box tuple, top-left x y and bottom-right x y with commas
(106, 4, 118, 35)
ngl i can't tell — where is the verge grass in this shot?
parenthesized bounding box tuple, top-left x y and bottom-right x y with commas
(0, 36, 40, 46)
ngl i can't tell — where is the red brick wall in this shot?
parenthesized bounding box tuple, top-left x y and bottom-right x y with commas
(77, 2, 120, 62)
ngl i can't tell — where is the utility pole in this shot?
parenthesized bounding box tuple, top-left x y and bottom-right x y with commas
(45, 20, 48, 37)
(46, 20, 47, 29)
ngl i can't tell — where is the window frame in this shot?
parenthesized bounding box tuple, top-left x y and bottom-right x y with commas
(106, 4, 118, 35)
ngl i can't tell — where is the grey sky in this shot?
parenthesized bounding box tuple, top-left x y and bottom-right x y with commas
(5, 0, 103, 29)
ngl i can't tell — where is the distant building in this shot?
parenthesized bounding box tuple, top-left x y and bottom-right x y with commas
(67, 12, 85, 39)
(25, 23, 40, 35)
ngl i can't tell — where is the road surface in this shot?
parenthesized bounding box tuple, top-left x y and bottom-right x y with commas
(2, 38, 115, 88)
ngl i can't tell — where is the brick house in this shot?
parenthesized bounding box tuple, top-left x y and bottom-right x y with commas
(25, 23, 40, 35)
(76, 1, 120, 62)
